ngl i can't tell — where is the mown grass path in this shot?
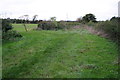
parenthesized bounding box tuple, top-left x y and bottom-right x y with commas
(3, 26, 118, 78)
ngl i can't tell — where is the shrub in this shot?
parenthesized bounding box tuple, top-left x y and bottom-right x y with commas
(2, 18, 13, 32)
(37, 21, 57, 30)
(2, 18, 22, 41)
(57, 22, 68, 29)
(95, 21, 117, 36)
(84, 16, 120, 44)
(87, 21, 96, 26)
(37, 21, 67, 30)
(37, 21, 80, 30)
(94, 19, 120, 44)
(2, 30, 22, 41)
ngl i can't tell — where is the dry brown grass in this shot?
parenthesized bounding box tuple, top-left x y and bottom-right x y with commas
(72, 25, 111, 39)
(84, 26, 110, 38)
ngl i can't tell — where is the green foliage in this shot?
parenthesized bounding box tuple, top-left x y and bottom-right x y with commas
(2, 30, 22, 41)
(37, 16, 80, 30)
(82, 13, 97, 23)
(50, 17, 56, 21)
(87, 21, 96, 26)
(95, 20, 119, 42)
(2, 19, 22, 41)
(37, 21, 57, 30)
(50, 17, 58, 27)
(2, 18, 13, 32)
(57, 22, 67, 29)
(37, 21, 80, 30)
(37, 21, 67, 30)
(85, 16, 120, 45)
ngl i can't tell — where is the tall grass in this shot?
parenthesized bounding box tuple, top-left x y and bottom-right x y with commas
(86, 20, 119, 44)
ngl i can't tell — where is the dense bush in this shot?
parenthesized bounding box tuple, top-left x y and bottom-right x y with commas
(83, 16, 120, 45)
(2, 19, 13, 32)
(37, 21, 57, 30)
(65, 21, 80, 25)
(87, 21, 96, 26)
(37, 21, 67, 30)
(37, 21, 80, 30)
(2, 18, 22, 41)
(2, 30, 22, 40)
(95, 21, 118, 35)
(93, 18, 120, 44)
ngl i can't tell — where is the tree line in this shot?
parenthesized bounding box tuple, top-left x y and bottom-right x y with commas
(2, 18, 43, 24)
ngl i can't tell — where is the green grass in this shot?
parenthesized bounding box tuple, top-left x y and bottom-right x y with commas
(2, 24, 118, 78)
(12, 24, 37, 32)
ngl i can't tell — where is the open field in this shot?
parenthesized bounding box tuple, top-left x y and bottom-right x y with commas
(12, 24, 38, 32)
(2, 24, 118, 78)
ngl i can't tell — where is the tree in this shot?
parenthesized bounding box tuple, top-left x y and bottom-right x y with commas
(50, 17, 56, 21)
(23, 15, 29, 32)
(19, 15, 29, 32)
(110, 16, 120, 22)
(82, 13, 96, 23)
(33, 15, 38, 23)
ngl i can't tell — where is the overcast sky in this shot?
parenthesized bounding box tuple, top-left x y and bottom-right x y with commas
(0, 0, 119, 21)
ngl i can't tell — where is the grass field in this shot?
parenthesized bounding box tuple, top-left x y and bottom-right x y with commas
(2, 24, 118, 78)
(12, 24, 38, 32)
